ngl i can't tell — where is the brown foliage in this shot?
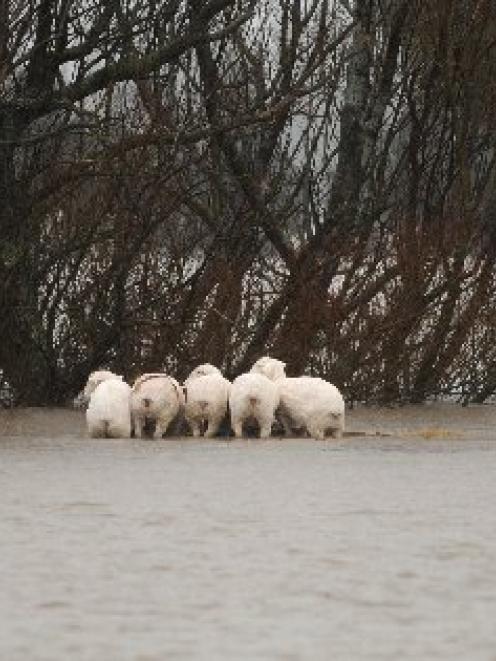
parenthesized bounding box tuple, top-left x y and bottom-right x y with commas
(1, 0, 496, 405)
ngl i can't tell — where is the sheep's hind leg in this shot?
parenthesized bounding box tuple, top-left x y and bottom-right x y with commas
(88, 422, 106, 439)
(204, 416, 222, 438)
(155, 417, 172, 439)
(307, 425, 325, 441)
(187, 418, 202, 437)
(278, 412, 293, 437)
(258, 420, 273, 439)
(232, 418, 243, 438)
(134, 417, 145, 438)
(108, 421, 131, 438)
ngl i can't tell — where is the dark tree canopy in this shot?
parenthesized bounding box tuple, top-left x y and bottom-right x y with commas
(1, 0, 496, 405)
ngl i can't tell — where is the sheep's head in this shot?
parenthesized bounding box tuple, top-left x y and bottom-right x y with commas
(186, 363, 222, 380)
(251, 356, 286, 381)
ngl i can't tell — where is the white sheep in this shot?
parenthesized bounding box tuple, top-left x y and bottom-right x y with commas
(251, 357, 345, 440)
(82, 370, 132, 438)
(131, 373, 185, 439)
(183, 364, 230, 438)
(229, 372, 279, 439)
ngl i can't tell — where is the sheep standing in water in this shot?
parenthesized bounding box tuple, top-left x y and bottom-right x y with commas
(229, 372, 279, 439)
(80, 370, 132, 439)
(131, 373, 185, 439)
(183, 364, 230, 438)
(251, 357, 345, 440)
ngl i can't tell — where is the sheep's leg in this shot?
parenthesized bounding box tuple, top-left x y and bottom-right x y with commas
(189, 419, 202, 438)
(155, 416, 173, 439)
(308, 425, 325, 441)
(275, 407, 293, 437)
(327, 414, 344, 439)
(279, 413, 293, 437)
(134, 416, 144, 438)
(232, 419, 243, 438)
(88, 423, 105, 439)
(108, 421, 131, 438)
(204, 416, 222, 438)
(258, 420, 272, 439)
(282, 421, 293, 436)
(184, 411, 201, 437)
(154, 419, 166, 439)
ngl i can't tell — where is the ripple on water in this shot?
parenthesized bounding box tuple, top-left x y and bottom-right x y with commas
(1, 433, 496, 660)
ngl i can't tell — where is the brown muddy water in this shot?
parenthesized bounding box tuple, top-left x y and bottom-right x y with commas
(1, 404, 496, 660)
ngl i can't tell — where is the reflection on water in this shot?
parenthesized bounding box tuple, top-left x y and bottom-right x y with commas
(1, 407, 496, 660)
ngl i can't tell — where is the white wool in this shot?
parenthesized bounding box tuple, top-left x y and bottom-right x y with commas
(183, 372, 231, 438)
(250, 356, 345, 439)
(81, 369, 123, 403)
(131, 373, 185, 439)
(229, 372, 279, 439)
(251, 356, 287, 381)
(85, 376, 132, 438)
(276, 377, 345, 440)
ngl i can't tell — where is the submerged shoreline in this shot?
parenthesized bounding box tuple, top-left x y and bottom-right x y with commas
(1, 402, 495, 441)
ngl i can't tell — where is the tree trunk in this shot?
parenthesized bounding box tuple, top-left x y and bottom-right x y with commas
(0, 105, 60, 403)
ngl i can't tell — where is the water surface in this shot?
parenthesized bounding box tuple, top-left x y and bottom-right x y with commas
(1, 407, 496, 660)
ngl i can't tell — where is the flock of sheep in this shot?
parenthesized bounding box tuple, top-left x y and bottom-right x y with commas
(78, 357, 345, 441)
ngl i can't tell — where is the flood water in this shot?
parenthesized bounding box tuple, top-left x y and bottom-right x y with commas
(2, 406, 496, 660)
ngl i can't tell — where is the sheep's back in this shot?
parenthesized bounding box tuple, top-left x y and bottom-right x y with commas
(278, 377, 344, 420)
(87, 379, 131, 421)
(229, 373, 279, 413)
(131, 377, 182, 416)
(185, 374, 230, 408)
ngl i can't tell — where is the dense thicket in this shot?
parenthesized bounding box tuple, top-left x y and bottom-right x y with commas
(1, 0, 496, 405)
